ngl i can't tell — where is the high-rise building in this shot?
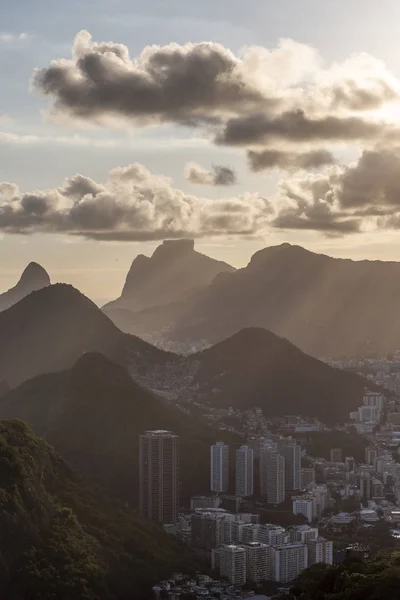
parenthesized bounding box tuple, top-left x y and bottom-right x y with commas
(236, 446, 254, 497)
(360, 472, 372, 500)
(245, 542, 270, 582)
(270, 543, 308, 583)
(365, 446, 378, 466)
(211, 442, 229, 493)
(345, 456, 356, 472)
(263, 452, 285, 504)
(293, 498, 314, 523)
(307, 537, 333, 565)
(139, 430, 179, 524)
(330, 448, 343, 463)
(301, 467, 316, 488)
(191, 510, 235, 549)
(219, 545, 247, 585)
(281, 443, 301, 491)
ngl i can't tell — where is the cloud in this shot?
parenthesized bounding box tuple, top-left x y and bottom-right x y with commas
(32, 32, 400, 142)
(0, 32, 29, 43)
(185, 162, 237, 185)
(216, 110, 400, 147)
(0, 163, 271, 241)
(271, 148, 400, 234)
(32, 30, 270, 127)
(247, 148, 335, 172)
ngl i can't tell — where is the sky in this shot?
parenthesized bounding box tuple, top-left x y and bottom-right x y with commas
(2, 0, 400, 303)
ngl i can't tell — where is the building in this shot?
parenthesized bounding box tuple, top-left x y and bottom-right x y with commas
(281, 442, 301, 491)
(293, 498, 314, 523)
(270, 543, 308, 583)
(360, 472, 372, 500)
(263, 452, 285, 504)
(330, 448, 343, 463)
(311, 485, 329, 519)
(301, 467, 316, 488)
(190, 496, 221, 510)
(307, 537, 333, 565)
(363, 391, 385, 411)
(211, 442, 229, 493)
(290, 525, 319, 543)
(139, 430, 179, 524)
(365, 447, 378, 466)
(257, 524, 287, 545)
(191, 510, 235, 549)
(218, 545, 247, 585)
(245, 542, 270, 582)
(345, 457, 356, 472)
(236, 446, 254, 497)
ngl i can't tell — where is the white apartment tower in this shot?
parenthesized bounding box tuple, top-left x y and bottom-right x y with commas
(270, 543, 308, 583)
(307, 538, 333, 565)
(236, 446, 254, 497)
(263, 451, 285, 504)
(211, 442, 229, 493)
(139, 430, 179, 524)
(219, 545, 247, 585)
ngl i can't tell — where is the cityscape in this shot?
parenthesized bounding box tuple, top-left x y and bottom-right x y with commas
(138, 385, 400, 596)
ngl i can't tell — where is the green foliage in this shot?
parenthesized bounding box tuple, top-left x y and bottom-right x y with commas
(306, 430, 367, 462)
(0, 420, 193, 599)
(292, 552, 400, 600)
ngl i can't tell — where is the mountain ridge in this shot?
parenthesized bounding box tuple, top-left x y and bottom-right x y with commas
(0, 262, 50, 313)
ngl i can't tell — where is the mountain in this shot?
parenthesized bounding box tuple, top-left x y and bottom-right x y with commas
(0, 419, 193, 599)
(169, 243, 400, 357)
(0, 283, 174, 388)
(0, 262, 50, 312)
(189, 328, 372, 423)
(104, 239, 235, 315)
(0, 353, 232, 502)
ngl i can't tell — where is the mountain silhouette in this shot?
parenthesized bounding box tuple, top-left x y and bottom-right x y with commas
(0, 353, 236, 502)
(190, 327, 373, 423)
(0, 283, 173, 388)
(169, 243, 400, 357)
(0, 262, 50, 312)
(104, 239, 235, 315)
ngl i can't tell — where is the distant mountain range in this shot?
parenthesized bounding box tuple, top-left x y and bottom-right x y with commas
(104, 238, 234, 314)
(0, 281, 371, 424)
(0, 262, 50, 312)
(0, 419, 192, 598)
(168, 243, 400, 357)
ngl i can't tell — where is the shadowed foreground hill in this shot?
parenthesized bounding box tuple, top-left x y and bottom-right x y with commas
(0, 420, 192, 599)
(170, 243, 400, 358)
(0, 353, 234, 502)
(190, 328, 372, 423)
(0, 263, 50, 313)
(0, 283, 174, 388)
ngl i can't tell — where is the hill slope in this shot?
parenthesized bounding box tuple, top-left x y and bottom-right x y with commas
(105, 239, 235, 316)
(0, 262, 50, 313)
(189, 328, 373, 423)
(0, 283, 175, 388)
(0, 353, 229, 502)
(169, 243, 400, 357)
(0, 419, 192, 599)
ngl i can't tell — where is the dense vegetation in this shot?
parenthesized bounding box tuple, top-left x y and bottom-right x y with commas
(306, 430, 368, 462)
(291, 552, 400, 599)
(0, 419, 194, 599)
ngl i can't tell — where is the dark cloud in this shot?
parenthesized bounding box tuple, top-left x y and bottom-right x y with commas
(216, 110, 399, 146)
(0, 163, 271, 240)
(330, 79, 398, 111)
(272, 148, 400, 235)
(32, 31, 270, 127)
(185, 162, 237, 185)
(247, 148, 335, 172)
